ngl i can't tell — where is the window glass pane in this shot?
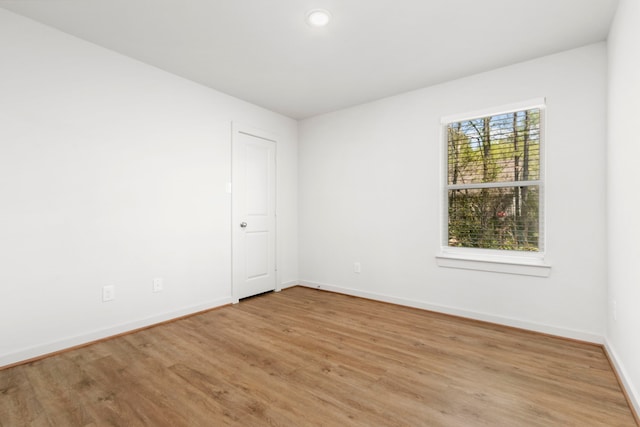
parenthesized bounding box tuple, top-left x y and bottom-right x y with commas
(448, 109, 540, 185)
(448, 186, 539, 251)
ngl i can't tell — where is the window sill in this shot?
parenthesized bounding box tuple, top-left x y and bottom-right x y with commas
(435, 253, 551, 277)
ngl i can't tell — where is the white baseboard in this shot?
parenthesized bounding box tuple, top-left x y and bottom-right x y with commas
(298, 280, 604, 344)
(604, 339, 640, 419)
(0, 297, 233, 369)
(278, 280, 298, 290)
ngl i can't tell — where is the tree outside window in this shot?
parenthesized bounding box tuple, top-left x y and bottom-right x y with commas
(446, 107, 542, 252)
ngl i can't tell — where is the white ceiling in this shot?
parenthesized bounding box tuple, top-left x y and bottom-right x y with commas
(0, 0, 619, 119)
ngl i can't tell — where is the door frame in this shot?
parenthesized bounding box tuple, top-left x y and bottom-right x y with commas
(231, 122, 278, 303)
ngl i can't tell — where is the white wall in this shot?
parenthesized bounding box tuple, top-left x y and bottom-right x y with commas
(299, 43, 608, 342)
(607, 0, 640, 414)
(0, 9, 297, 367)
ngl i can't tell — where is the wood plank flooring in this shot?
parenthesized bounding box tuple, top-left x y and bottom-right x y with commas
(0, 286, 636, 426)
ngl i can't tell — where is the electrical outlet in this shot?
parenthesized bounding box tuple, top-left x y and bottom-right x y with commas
(102, 285, 115, 302)
(153, 277, 163, 292)
(354, 262, 361, 274)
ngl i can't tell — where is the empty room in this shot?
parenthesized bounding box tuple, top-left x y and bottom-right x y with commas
(1, 0, 639, 425)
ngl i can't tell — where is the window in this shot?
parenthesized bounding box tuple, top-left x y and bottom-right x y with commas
(438, 100, 548, 275)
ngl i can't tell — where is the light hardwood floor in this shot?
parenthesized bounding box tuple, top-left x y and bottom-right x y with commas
(0, 286, 637, 426)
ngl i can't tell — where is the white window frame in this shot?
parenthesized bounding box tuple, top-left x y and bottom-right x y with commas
(436, 98, 551, 277)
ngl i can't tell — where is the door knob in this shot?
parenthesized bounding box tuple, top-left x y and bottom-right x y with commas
(240, 222, 247, 228)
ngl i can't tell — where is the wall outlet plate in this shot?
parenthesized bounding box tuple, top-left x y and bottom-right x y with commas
(102, 285, 115, 302)
(153, 278, 163, 292)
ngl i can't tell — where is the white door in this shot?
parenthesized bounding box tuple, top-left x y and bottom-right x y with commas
(232, 125, 277, 300)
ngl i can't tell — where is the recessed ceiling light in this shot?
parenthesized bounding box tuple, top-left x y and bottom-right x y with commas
(306, 9, 331, 27)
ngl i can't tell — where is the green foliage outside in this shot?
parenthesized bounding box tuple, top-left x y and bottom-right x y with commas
(447, 109, 541, 251)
